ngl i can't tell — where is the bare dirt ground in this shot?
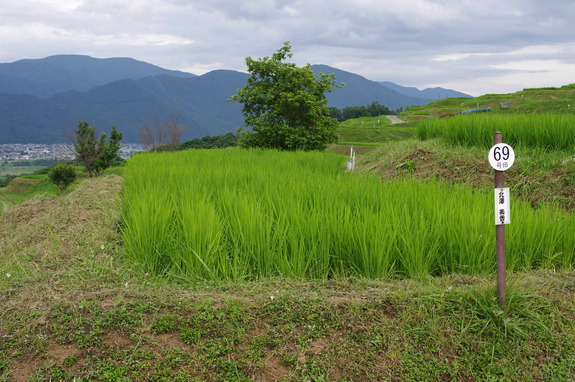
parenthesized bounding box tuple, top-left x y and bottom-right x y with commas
(386, 115, 406, 124)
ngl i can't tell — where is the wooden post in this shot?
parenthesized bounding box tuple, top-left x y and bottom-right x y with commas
(494, 131, 506, 307)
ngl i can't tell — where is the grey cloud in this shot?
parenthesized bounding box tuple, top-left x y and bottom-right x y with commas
(0, 0, 574, 95)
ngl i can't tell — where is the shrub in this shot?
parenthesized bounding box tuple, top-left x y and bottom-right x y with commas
(48, 163, 77, 195)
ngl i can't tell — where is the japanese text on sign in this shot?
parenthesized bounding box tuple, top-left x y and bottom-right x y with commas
(494, 188, 510, 225)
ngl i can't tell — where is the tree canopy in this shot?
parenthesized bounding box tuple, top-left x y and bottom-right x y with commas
(179, 133, 238, 150)
(48, 163, 77, 195)
(230, 42, 341, 151)
(73, 121, 123, 177)
(329, 102, 400, 122)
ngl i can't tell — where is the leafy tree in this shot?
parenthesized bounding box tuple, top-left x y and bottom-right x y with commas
(179, 133, 238, 150)
(230, 42, 341, 151)
(73, 121, 123, 177)
(48, 163, 77, 195)
(0, 175, 15, 188)
(329, 102, 398, 122)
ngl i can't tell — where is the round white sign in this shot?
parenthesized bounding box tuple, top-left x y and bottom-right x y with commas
(488, 143, 515, 171)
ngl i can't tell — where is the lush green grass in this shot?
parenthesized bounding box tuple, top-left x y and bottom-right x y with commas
(338, 116, 392, 128)
(400, 84, 575, 121)
(4, 272, 575, 381)
(0, 175, 61, 203)
(417, 114, 575, 151)
(358, 138, 575, 211)
(0, 164, 51, 178)
(337, 141, 384, 146)
(122, 149, 575, 281)
(338, 126, 416, 145)
(336, 116, 416, 146)
(0, 165, 97, 208)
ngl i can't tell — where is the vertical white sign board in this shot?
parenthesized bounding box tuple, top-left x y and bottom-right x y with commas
(494, 188, 510, 225)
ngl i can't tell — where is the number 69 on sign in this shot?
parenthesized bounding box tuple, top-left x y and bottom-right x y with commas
(488, 143, 515, 171)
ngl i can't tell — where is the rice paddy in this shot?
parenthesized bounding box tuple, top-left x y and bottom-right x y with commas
(417, 114, 575, 151)
(121, 149, 575, 281)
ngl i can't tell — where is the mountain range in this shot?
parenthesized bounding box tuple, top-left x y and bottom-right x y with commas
(0, 55, 471, 144)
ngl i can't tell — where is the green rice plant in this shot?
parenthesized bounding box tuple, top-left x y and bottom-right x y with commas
(417, 114, 575, 151)
(121, 149, 575, 281)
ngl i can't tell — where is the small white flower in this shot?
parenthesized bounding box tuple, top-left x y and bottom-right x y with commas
(5, 273, 11, 278)
(269, 295, 275, 301)
(100, 244, 105, 250)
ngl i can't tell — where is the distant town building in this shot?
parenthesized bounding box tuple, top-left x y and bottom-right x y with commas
(0, 143, 144, 161)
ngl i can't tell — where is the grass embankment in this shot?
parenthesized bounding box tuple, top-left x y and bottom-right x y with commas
(335, 115, 417, 156)
(360, 138, 575, 211)
(337, 116, 416, 145)
(2, 175, 575, 380)
(0, 164, 54, 178)
(2, 176, 57, 200)
(0, 166, 87, 207)
(0, 175, 58, 217)
(400, 84, 575, 121)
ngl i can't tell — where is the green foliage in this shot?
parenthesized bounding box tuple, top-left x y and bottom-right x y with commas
(0, 175, 15, 187)
(151, 314, 179, 334)
(73, 121, 123, 177)
(230, 42, 340, 151)
(179, 133, 238, 150)
(48, 163, 77, 195)
(330, 101, 396, 121)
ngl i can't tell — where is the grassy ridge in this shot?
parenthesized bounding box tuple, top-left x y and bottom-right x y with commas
(400, 84, 575, 121)
(122, 149, 575, 281)
(336, 116, 417, 146)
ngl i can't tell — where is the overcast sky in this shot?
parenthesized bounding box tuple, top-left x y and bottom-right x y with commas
(1, 0, 574, 96)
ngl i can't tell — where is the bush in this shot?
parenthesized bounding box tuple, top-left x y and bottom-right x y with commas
(48, 163, 77, 195)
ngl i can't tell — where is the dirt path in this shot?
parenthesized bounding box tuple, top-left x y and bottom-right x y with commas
(0, 192, 15, 214)
(0, 192, 16, 205)
(386, 115, 406, 124)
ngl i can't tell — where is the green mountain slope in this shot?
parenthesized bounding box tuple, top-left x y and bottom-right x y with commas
(312, 64, 429, 109)
(0, 54, 196, 98)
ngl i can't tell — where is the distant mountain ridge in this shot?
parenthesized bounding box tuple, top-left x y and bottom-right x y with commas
(0, 55, 195, 98)
(379, 81, 472, 101)
(311, 65, 432, 109)
(0, 71, 248, 143)
(0, 55, 470, 144)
